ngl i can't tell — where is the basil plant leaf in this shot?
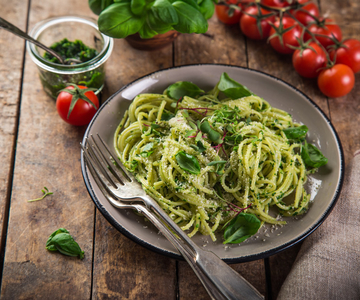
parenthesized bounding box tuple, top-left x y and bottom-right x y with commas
(146, 10, 174, 34)
(223, 213, 261, 244)
(139, 21, 158, 39)
(166, 81, 204, 100)
(46, 228, 84, 259)
(130, 0, 146, 15)
(98, 3, 144, 38)
(301, 141, 328, 169)
(198, 0, 215, 20)
(283, 125, 308, 140)
(175, 151, 201, 174)
(172, 2, 208, 34)
(151, 0, 179, 25)
(218, 72, 254, 99)
(88, 0, 114, 15)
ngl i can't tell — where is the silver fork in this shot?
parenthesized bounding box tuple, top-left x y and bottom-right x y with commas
(81, 134, 264, 300)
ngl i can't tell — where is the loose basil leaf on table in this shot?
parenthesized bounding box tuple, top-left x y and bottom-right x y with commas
(223, 213, 261, 244)
(218, 72, 254, 99)
(88, 0, 114, 15)
(301, 141, 328, 169)
(283, 125, 308, 140)
(172, 1, 208, 34)
(98, 3, 144, 38)
(166, 81, 204, 100)
(175, 151, 201, 174)
(46, 228, 84, 259)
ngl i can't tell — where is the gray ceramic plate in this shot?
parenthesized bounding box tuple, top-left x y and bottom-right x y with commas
(81, 64, 344, 263)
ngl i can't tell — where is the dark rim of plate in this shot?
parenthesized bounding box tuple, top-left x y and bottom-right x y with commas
(80, 63, 345, 264)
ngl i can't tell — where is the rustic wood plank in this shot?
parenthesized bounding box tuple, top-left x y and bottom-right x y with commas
(174, 16, 267, 299)
(0, 0, 28, 261)
(0, 1, 97, 298)
(91, 39, 176, 299)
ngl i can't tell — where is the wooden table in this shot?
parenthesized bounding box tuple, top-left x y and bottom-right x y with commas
(0, 0, 359, 299)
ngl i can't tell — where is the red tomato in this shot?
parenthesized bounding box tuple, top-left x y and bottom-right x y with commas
(261, 0, 289, 8)
(269, 17, 302, 54)
(318, 64, 355, 98)
(329, 39, 360, 73)
(292, 42, 326, 78)
(240, 6, 274, 40)
(292, 1, 319, 25)
(216, 0, 255, 25)
(305, 18, 342, 49)
(56, 85, 99, 126)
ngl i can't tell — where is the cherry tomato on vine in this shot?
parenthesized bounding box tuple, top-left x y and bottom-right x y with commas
(215, 0, 243, 25)
(305, 18, 342, 49)
(240, 6, 274, 40)
(318, 64, 355, 98)
(292, 42, 326, 78)
(261, 0, 289, 8)
(56, 84, 99, 126)
(291, 0, 319, 25)
(269, 17, 302, 54)
(329, 39, 360, 74)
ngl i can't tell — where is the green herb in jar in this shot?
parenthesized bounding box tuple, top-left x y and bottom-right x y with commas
(43, 38, 98, 64)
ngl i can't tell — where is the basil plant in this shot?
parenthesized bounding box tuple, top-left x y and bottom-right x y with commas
(88, 0, 215, 39)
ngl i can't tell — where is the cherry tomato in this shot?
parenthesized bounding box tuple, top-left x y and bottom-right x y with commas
(292, 42, 326, 78)
(292, 0, 319, 25)
(56, 85, 99, 126)
(305, 18, 342, 49)
(261, 0, 289, 8)
(269, 17, 302, 54)
(329, 39, 360, 74)
(318, 64, 355, 98)
(240, 6, 274, 40)
(215, 1, 242, 25)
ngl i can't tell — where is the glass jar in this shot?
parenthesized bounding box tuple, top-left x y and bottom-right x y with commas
(27, 16, 113, 99)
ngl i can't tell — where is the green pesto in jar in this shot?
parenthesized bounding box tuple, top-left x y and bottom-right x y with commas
(41, 38, 104, 99)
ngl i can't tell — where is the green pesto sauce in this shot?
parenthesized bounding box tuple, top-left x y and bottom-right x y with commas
(44, 38, 98, 64)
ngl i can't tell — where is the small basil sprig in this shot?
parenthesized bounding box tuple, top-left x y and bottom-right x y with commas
(301, 141, 328, 169)
(283, 125, 308, 141)
(175, 151, 201, 174)
(200, 120, 223, 144)
(140, 142, 155, 157)
(218, 73, 254, 100)
(166, 81, 204, 100)
(46, 228, 84, 259)
(223, 213, 261, 244)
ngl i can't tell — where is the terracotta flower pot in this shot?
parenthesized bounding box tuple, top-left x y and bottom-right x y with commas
(125, 31, 180, 51)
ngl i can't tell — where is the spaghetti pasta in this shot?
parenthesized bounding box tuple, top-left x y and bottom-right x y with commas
(114, 78, 315, 242)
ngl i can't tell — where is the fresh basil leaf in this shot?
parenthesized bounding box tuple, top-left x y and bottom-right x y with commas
(223, 213, 261, 244)
(207, 160, 226, 166)
(195, 131, 202, 142)
(88, 0, 114, 15)
(283, 125, 308, 140)
(138, 21, 158, 39)
(208, 160, 226, 175)
(166, 81, 204, 100)
(200, 120, 222, 144)
(131, 0, 146, 15)
(179, 0, 200, 9)
(218, 72, 253, 99)
(301, 141, 328, 169)
(146, 10, 173, 34)
(172, 2, 208, 34)
(151, 0, 179, 25)
(185, 130, 197, 137)
(98, 3, 144, 38)
(198, 0, 214, 19)
(161, 110, 175, 121)
(46, 229, 84, 259)
(175, 151, 201, 174)
(196, 140, 206, 153)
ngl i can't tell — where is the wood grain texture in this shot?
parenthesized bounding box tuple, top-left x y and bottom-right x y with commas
(174, 16, 267, 299)
(0, 1, 97, 299)
(91, 39, 176, 299)
(0, 0, 28, 256)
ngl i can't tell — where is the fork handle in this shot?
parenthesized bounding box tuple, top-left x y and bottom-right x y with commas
(142, 197, 264, 300)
